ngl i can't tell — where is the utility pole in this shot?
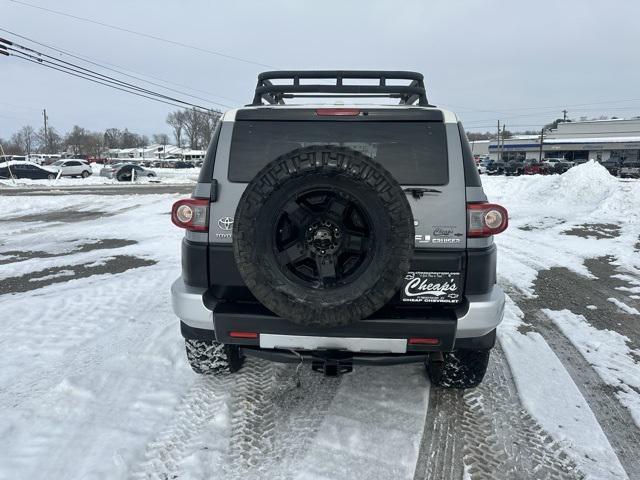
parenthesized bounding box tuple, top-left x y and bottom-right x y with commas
(562, 109, 568, 122)
(538, 128, 545, 162)
(42, 109, 49, 154)
(501, 124, 506, 161)
(496, 120, 500, 161)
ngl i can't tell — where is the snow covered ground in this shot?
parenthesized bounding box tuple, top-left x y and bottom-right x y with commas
(0, 161, 639, 479)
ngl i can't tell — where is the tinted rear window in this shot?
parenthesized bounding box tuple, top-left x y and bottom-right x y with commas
(228, 121, 448, 185)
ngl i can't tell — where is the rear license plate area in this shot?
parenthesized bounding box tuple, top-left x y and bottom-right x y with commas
(401, 271, 461, 304)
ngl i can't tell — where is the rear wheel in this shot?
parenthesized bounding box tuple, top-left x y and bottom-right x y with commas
(427, 349, 491, 389)
(185, 339, 244, 375)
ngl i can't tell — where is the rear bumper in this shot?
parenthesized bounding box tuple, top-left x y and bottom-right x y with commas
(171, 276, 505, 350)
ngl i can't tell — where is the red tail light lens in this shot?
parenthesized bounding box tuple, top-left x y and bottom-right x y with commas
(467, 203, 508, 237)
(171, 198, 209, 231)
(315, 108, 361, 116)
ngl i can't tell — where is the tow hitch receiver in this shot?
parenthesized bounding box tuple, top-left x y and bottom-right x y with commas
(311, 356, 354, 376)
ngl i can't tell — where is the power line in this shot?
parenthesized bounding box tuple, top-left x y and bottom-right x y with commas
(0, 27, 239, 106)
(7, 0, 276, 68)
(4, 40, 217, 111)
(6, 50, 211, 112)
(1, 36, 229, 114)
(442, 97, 640, 115)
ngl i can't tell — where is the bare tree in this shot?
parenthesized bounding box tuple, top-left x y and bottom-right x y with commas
(11, 125, 37, 155)
(65, 125, 90, 155)
(152, 133, 170, 145)
(198, 110, 222, 148)
(182, 108, 204, 149)
(36, 126, 62, 153)
(166, 111, 185, 148)
(85, 132, 104, 158)
(103, 128, 123, 149)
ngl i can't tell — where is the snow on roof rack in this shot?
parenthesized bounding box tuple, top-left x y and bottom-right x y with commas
(251, 70, 431, 107)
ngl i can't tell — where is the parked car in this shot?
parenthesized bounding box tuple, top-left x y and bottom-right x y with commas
(102, 163, 157, 181)
(0, 160, 58, 180)
(619, 160, 640, 179)
(173, 161, 195, 169)
(504, 160, 525, 176)
(523, 161, 550, 175)
(600, 159, 622, 176)
(477, 158, 492, 174)
(486, 160, 505, 175)
(49, 159, 93, 178)
(170, 70, 509, 389)
(99, 163, 125, 178)
(543, 157, 574, 169)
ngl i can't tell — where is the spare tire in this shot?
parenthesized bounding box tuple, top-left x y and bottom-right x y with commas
(233, 145, 414, 327)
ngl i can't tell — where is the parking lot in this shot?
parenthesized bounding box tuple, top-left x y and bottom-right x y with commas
(0, 161, 637, 479)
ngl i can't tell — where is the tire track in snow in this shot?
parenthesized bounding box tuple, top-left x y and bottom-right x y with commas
(414, 347, 580, 480)
(130, 376, 233, 480)
(413, 388, 465, 480)
(461, 346, 581, 480)
(257, 365, 342, 479)
(222, 359, 278, 479)
(526, 308, 640, 479)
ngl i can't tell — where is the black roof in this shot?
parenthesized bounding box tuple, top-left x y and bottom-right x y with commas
(251, 70, 431, 107)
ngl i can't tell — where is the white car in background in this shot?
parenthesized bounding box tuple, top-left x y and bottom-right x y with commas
(50, 159, 93, 178)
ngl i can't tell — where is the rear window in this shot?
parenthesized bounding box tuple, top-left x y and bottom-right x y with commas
(228, 121, 448, 185)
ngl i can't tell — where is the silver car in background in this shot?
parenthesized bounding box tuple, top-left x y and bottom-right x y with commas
(99, 163, 157, 181)
(619, 160, 640, 178)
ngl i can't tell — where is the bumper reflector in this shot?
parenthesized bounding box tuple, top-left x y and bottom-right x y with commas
(229, 331, 258, 339)
(408, 337, 440, 345)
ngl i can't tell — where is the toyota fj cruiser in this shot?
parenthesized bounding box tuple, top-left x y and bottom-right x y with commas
(170, 71, 507, 388)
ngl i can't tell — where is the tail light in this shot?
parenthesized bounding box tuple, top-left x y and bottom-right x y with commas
(171, 198, 209, 231)
(315, 108, 361, 116)
(467, 202, 508, 237)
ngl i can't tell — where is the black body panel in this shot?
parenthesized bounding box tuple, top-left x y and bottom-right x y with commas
(198, 242, 497, 298)
(181, 239, 208, 288)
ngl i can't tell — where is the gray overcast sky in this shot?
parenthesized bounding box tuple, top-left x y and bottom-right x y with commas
(2, 0, 640, 139)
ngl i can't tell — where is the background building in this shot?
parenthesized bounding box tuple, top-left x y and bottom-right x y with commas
(488, 118, 640, 163)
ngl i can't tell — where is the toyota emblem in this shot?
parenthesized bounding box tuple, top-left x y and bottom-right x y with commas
(218, 217, 234, 230)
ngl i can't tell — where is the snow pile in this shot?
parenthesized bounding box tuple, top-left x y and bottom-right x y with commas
(486, 160, 620, 212)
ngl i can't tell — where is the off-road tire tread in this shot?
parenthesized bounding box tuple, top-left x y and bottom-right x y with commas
(428, 349, 491, 389)
(233, 145, 414, 327)
(185, 339, 243, 376)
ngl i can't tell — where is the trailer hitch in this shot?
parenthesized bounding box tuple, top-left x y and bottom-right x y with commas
(311, 356, 353, 376)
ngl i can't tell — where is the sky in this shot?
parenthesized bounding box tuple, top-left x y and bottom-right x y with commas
(1, 0, 640, 141)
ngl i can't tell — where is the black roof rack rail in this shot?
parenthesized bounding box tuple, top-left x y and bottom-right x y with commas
(251, 70, 431, 107)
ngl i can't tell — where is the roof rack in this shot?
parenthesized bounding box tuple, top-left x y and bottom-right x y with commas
(251, 70, 431, 107)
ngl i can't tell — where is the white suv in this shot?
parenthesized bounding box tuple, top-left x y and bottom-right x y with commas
(50, 159, 92, 178)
